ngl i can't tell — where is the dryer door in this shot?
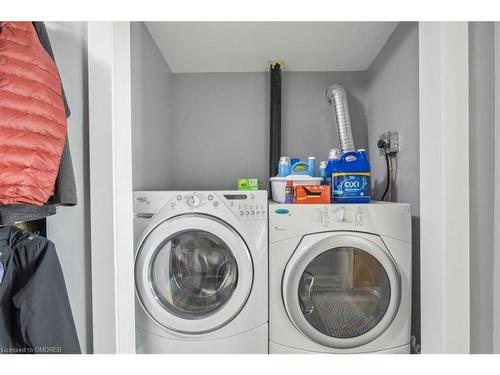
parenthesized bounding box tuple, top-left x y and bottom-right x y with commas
(282, 232, 400, 349)
(135, 214, 253, 334)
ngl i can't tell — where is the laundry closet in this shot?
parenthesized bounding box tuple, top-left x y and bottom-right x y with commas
(129, 21, 420, 353)
(0, 19, 489, 356)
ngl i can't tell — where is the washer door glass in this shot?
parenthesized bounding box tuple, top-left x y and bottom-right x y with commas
(298, 247, 391, 339)
(151, 230, 238, 319)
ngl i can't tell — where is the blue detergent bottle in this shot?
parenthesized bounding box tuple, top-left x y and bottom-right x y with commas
(291, 158, 311, 175)
(327, 149, 371, 203)
(324, 148, 341, 187)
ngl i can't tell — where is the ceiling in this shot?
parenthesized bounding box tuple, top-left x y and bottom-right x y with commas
(145, 22, 398, 73)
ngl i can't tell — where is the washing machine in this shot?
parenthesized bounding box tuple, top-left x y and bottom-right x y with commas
(133, 190, 268, 353)
(269, 202, 411, 354)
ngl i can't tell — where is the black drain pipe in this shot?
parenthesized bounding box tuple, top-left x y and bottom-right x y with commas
(269, 61, 284, 195)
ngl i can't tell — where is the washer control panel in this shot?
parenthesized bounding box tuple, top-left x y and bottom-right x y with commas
(221, 192, 267, 221)
(153, 191, 268, 221)
(168, 192, 220, 211)
(314, 206, 365, 228)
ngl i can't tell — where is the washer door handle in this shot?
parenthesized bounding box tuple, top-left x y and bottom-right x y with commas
(298, 271, 315, 315)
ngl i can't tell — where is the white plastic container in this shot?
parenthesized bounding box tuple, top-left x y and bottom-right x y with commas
(269, 175, 323, 203)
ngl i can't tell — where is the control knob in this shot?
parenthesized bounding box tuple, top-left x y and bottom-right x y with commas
(187, 195, 201, 208)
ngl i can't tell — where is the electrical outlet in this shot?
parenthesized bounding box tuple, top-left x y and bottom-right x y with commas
(378, 131, 399, 155)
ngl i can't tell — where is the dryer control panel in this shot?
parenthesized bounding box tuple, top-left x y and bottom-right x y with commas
(269, 202, 412, 244)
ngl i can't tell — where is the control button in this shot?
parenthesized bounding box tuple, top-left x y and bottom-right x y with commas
(213, 202, 219, 207)
(321, 212, 327, 227)
(251, 211, 255, 215)
(256, 211, 260, 215)
(187, 195, 201, 208)
(176, 195, 182, 201)
(208, 195, 213, 201)
(239, 211, 244, 216)
(170, 203, 176, 208)
(245, 211, 249, 215)
(337, 207, 345, 221)
(250, 194, 254, 199)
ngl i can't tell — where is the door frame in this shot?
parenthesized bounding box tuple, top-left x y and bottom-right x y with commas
(87, 22, 136, 353)
(419, 22, 470, 353)
(493, 22, 500, 354)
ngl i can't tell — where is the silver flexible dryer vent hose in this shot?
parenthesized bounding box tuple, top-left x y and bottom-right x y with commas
(326, 83, 355, 153)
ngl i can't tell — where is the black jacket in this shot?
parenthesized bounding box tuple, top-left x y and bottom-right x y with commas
(0, 226, 81, 354)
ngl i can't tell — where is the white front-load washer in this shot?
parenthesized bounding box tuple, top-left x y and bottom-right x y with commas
(133, 190, 268, 353)
(269, 202, 411, 354)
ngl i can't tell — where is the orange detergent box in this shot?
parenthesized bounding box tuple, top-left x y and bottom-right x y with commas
(294, 185, 331, 204)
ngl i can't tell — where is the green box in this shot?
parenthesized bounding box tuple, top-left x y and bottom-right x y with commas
(237, 178, 258, 191)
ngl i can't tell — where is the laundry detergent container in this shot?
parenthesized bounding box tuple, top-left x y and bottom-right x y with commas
(327, 150, 371, 203)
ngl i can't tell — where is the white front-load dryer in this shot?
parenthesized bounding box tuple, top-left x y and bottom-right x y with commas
(133, 190, 268, 353)
(269, 202, 411, 354)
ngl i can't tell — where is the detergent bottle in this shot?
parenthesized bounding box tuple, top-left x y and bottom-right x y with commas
(324, 148, 341, 187)
(330, 149, 371, 203)
(291, 158, 311, 175)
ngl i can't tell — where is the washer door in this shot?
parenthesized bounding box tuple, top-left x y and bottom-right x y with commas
(282, 232, 400, 349)
(135, 214, 253, 334)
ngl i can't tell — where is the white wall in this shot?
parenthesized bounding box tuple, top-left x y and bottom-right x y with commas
(365, 22, 420, 346)
(168, 71, 367, 190)
(469, 22, 495, 354)
(45, 22, 92, 353)
(131, 22, 174, 190)
(130, 23, 368, 190)
(494, 22, 500, 354)
(169, 72, 268, 190)
(281, 72, 368, 163)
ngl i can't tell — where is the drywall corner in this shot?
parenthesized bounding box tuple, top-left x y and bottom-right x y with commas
(365, 21, 420, 349)
(131, 22, 174, 190)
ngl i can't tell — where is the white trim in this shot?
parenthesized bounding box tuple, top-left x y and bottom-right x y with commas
(493, 22, 500, 354)
(419, 22, 470, 353)
(88, 22, 135, 353)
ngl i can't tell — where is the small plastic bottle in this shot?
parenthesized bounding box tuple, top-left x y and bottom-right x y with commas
(285, 181, 294, 203)
(307, 156, 316, 176)
(319, 161, 328, 183)
(278, 156, 292, 177)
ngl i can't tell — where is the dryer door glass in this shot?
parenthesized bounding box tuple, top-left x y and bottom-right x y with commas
(298, 247, 391, 338)
(150, 230, 238, 319)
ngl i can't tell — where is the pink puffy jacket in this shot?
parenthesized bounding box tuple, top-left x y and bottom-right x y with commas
(0, 22, 67, 206)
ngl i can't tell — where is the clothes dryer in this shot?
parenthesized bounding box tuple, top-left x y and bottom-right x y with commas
(269, 202, 411, 353)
